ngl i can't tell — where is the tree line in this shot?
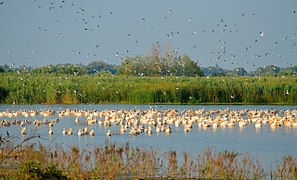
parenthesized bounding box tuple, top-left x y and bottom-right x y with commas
(1, 61, 296, 77)
(1, 43, 296, 77)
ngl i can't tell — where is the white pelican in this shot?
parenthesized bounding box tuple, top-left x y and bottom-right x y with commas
(68, 128, 73, 135)
(75, 117, 79, 124)
(220, 121, 227, 127)
(254, 121, 262, 128)
(89, 130, 95, 136)
(155, 126, 161, 133)
(20, 127, 26, 136)
(165, 126, 172, 134)
(184, 127, 190, 133)
(147, 129, 152, 135)
(83, 127, 88, 135)
(78, 129, 84, 136)
(120, 126, 126, 134)
(227, 122, 235, 127)
(62, 128, 67, 135)
(48, 122, 53, 127)
(270, 122, 278, 128)
(202, 122, 210, 128)
(238, 121, 247, 128)
(106, 130, 111, 136)
(212, 122, 219, 128)
(98, 120, 103, 126)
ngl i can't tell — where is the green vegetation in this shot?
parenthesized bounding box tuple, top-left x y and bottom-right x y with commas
(117, 43, 203, 77)
(1, 43, 204, 77)
(0, 43, 296, 105)
(1, 43, 296, 77)
(0, 73, 296, 104)
(0, 138, 296, 179)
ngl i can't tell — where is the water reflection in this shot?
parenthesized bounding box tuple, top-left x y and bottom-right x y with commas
(254, 126, 262, 134)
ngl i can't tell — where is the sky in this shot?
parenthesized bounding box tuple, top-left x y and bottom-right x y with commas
(0, 0, 296, 71)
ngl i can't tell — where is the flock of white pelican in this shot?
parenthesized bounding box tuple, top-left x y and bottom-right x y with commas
(0, 108, 297, 138)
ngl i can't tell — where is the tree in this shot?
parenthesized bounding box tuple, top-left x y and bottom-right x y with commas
(116, 43, 204, 77)
(87, 61, 117, 74)
(117, 57, 134, 75)
(229, 67, 248, 76)
(150, 42, 161, 76)
(181, 54, 204, 76)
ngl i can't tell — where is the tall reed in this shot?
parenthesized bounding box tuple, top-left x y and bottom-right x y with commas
(1, 140, 296, 179)
(0, 74, 296, 104)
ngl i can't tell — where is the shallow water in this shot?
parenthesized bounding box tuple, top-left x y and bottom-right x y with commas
(0, 104, 296, 169)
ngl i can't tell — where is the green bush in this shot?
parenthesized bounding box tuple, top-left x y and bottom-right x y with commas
(18, 160, 68, 180)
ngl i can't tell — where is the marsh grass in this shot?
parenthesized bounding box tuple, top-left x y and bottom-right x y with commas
(274, 155, 297, 179)
(0, 140, 296, 179)
(0, 74, 296, 104)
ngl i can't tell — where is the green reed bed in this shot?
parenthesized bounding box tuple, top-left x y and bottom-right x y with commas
(0, 74, 297, 104)
(0, 137, 296, 179)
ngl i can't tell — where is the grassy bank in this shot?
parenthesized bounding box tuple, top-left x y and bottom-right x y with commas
(0, 136, 296, 179)
(0, 74, 296, 104)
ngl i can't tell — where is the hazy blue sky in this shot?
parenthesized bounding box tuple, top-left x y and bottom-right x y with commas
(0, 0, 296, 71)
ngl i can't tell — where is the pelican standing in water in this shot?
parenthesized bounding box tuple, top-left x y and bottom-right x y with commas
(62, 128, 67, 135)
(89, 130, 95, 136)
(67, 128, 73, 135)
(78, 129, 84, 136)
(165, 126, 172, 134)
(75, 117, 79, 124)
(20, 127, 26, 136)
(254, 121, 262, 128)
(106, 129, 111, 136)
(49, 127, 53, 135)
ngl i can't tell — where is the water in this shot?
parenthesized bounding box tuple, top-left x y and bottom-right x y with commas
(0, 104, 297, 169)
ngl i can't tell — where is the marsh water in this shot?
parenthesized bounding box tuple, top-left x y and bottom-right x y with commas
(1, 104, 297, 169)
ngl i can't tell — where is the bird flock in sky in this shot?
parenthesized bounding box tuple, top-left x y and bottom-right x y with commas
(0, 1, 296, 70)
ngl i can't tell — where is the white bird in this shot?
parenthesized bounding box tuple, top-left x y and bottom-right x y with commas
(106, 130, 111, 136)
(165, 126, 172, 134)
(75, 117, 79, 124)
(62, 128, 67, 135)
(68, 128, 73, 135)
(78, 129, 83, 136)
(89, 130, 95, 136)
(20, 127, 26, 136)
(286, 90, 289, 95)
